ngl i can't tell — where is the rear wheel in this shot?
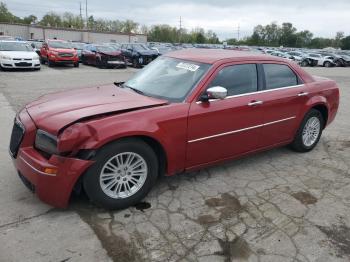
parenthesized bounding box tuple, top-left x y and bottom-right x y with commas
(290, 109, 324, 152)
(83, 138, 158, 209)
(324, 61, 331, 67)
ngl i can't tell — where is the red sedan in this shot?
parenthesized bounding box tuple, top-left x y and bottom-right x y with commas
(9, 49, 339, 209)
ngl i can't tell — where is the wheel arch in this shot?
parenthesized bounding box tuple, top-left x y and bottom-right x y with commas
(311, 104, 328, 128)
(95, 134, 168, 177)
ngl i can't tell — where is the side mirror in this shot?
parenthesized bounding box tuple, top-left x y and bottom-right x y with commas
(201, 86, 227, 101)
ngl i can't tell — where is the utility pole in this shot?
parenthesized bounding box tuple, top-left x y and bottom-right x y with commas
(79, 2, 83, 24)
(179, 16, 182, 43)
(233, 24, 241, 41)
(85, 0, 88, 29)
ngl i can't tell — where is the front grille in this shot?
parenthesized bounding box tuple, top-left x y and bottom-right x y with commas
(58, 53, 73, 57)
(9, 119, 25, 158)
(15, 62, 31, 67)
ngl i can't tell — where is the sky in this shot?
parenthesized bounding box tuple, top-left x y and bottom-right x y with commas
(4, 0, 350, 40)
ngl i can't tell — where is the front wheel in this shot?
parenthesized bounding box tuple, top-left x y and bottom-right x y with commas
(74, 62, 79, 67)
(47, 59, 54, 67)
(83, 138, 158, 209)
(301, 60, 308, 67)
(290, 109, 324, 152)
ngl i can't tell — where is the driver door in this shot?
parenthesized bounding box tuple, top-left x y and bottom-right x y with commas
(186, 63, 265, 168)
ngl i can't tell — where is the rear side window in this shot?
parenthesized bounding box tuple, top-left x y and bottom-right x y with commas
(209, 64, 258, 96)
(263, 64, 298, 90)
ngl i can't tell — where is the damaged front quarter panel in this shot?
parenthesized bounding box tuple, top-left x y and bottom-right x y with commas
(57, 122, 98, 156)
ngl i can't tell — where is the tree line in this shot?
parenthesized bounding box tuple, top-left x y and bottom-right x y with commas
(0, 2, 349, 49)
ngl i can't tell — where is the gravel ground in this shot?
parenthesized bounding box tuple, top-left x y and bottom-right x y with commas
(0, 64, 349, 262)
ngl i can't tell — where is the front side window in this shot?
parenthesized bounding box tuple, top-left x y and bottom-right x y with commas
(263, 64, 298, 90)
(208, 64, 258, 96)
(124, 57, 211, 102)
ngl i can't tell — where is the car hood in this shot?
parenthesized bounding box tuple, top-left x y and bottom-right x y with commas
(98, 51, 122, 56)
(26, 84, 168, 134)
(49, 48, 75, 53)
(137, 50, 158, 56)
(0, 51, 38, 58)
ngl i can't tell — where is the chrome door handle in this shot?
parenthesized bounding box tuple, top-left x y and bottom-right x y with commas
(297, 92, 309, 97)
(248, 100, 263, 106)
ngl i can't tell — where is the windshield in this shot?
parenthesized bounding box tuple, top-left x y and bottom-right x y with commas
(0, 42, 32, 51)
(96, 46, 115, 52)
(72, 42, 85, 50)
(124, 57, 211, 102)
(48, 41, 73, 49)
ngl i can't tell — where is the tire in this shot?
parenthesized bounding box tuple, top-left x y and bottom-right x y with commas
(82, 56, 87, 65)
(96, 58, 104, 69)
(290, 109, 324, 152)
(132, 58, 139, 68)
(83, 138, 159, 209)
(47, 59, 54, 67)
(324, 61, 331, 67)
(301, 60, 308, 67)
(39, 57, 45, 64)
(74, 62, 79, 68)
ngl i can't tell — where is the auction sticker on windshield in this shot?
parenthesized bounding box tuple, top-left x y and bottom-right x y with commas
(176, 62, 200, 72)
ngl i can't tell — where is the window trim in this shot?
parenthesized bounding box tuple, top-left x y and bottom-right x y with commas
(196, 83, 305, 104)
(197, 63, 261, 101)
(261, 63, 302, 91)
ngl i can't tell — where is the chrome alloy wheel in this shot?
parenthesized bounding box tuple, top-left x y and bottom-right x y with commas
(99, 152, 148, 199)
(302, 116, 321, 147)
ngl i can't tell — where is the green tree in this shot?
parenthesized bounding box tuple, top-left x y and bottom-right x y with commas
(341, 36, 350, 50)
(40, 12, 62, 27)
(121, 19, 139, 33)
(0, 2, 22, 23)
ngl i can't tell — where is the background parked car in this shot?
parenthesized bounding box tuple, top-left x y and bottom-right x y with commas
(307, 53, 336, 67)
(71, 42, 86, 62)
(40, 39, 79, 67)
(0, 40, 40, 70)
(151, 45, 174, 55)
(120, 43, 158, 68)
(27, 40, 43, 57)
(82, 44, 126, 68)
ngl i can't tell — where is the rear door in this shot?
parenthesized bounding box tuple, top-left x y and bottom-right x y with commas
(186, 63, 265, 168)
(258, 63, 309, 147)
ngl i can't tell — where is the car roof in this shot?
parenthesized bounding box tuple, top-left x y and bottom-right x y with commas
(165, 48, 287, 64)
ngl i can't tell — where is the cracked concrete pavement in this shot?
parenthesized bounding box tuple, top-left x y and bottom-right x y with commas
(0, 65, 349, 261)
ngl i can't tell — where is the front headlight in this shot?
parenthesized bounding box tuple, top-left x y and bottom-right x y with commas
(33, 55, 39, 60)
(35, 130, 58, 155)
(0, 55, 11, 60)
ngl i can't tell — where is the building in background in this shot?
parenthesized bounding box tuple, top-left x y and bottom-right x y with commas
(0, 23, 147, 43)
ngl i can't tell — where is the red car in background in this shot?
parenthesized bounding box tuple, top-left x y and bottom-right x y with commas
(40, 39, 79, 67)
(81, 44, 126, 68)
(9, 49, 339, 209)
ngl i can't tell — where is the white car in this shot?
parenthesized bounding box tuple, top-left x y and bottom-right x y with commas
(0, 41, 40, 70)
(307, 53, 336, 67)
